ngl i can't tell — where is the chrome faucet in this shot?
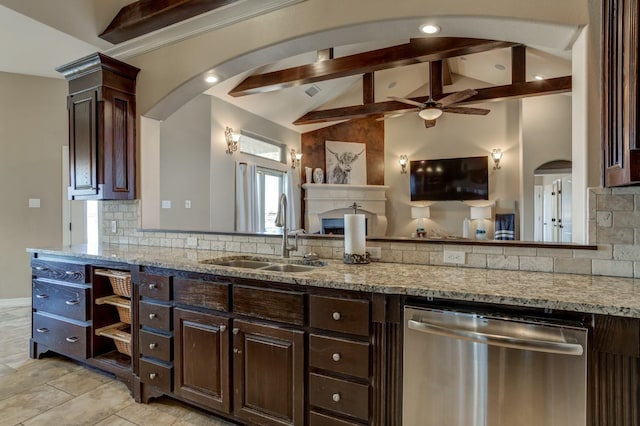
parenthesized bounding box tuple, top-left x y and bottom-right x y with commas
(275, 193, 299, 258)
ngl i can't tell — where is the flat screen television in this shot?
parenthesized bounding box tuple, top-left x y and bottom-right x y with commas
(410, 156, 489, 201)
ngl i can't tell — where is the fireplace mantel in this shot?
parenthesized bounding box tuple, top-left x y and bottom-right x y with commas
(302, 183, 389, 236)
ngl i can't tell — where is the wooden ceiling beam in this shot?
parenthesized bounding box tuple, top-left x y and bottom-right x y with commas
(293, 76, 571, 125)
(363, 73, 375, 104)
(99, 0, 239, 44)
(512, 45, 526, 83)
(229, 38, 518, 97)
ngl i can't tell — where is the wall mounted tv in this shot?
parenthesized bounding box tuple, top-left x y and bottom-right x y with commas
(410, 156, 489, 201)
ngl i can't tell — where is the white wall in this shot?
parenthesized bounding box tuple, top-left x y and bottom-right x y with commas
(160, 95, 211, 230)
(0, 72, 67, 299)
(521, 94, 573, 240)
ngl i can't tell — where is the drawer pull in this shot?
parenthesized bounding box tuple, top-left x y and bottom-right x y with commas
(149, 343, 157, 350)
(148, 283, 157, 290)
(65, 300, 80, 305)
(219, 325, 227, 332)
(233, 328, 239, 335)
(35, 294, 48, 299)
(234, 348, 243, 355)
(65, 336, 79, 343)
(65, 271, 75, 275)
(332, 311, 341, 321)
(149, 313, 157, 319)
(332, 353, 341, 362)
(332, 393, 341, 402)
(36, 327, 49, 333)
(149, 373, 157, 380)
(34, 266, 48, 271)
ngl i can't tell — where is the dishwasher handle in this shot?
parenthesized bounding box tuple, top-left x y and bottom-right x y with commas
(407, 319, 584, 356)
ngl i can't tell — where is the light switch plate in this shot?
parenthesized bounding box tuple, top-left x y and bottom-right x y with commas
(185, 200, 192, 209)
(161, 200, 171, 209)
(443, 250, 466, 264)
(28, 198, 40, 208)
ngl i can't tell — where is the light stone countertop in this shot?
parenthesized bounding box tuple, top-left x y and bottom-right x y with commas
(28, 244, 640, 318)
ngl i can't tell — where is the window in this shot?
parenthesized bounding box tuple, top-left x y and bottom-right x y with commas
(239, 131, 285, 162)
(257, 167, 286, 233)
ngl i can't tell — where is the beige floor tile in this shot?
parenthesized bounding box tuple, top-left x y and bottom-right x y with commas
(174, 410, 237, 426)
(23, 381, 132, 426)
(93, 415, 137, 426)
(0, 358, 79, 401)
(0, 384, 73, 426)
(116, 401, 185, 425)
(47, 368, 112, 396)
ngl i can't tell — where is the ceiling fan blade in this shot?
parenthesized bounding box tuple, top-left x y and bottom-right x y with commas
(424, 119, 437, 128)
(376, 112, 408, 121)
(437, 89, 478, 107)
(442, 106, 490, 115)
(387, 96, 425, 108)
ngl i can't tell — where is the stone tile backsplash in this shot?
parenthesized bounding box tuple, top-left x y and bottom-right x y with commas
(99, 187, 640, 278)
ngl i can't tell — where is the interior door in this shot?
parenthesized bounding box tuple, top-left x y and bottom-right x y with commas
(560, 175, 572, 242)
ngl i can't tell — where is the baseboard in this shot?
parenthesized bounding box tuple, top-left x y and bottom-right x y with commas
(0, 297, 31, 307)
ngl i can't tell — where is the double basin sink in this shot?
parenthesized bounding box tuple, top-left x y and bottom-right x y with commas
(199, 256, 326, 273)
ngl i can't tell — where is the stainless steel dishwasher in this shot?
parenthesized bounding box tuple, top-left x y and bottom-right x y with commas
(403, 306, 587, 426)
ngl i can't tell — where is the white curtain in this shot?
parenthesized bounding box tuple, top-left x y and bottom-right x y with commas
(235, 161, 260, 232)
(286, 170, 301, 230)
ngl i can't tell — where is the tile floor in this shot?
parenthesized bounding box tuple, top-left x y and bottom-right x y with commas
(0, 304, 236, 426)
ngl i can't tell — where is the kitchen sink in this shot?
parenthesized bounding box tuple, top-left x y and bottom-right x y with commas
(258, 263, 319, 273)
(211, 259, 271, 268)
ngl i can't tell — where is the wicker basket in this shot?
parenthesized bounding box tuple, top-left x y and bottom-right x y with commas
(95, 322, 131, 356)
(115, 305, 132, 324)
(95, 269, 131, 297)
(95, 295, 131, 324)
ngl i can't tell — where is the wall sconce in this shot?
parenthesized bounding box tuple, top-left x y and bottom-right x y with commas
(290, 149, 302, 169)
(470, 206, 491, 240)
(491, 148, 503, 170)
(399, 155, 408, 174)
(225, 126, 240, 155)
(411, 206, 430, 238)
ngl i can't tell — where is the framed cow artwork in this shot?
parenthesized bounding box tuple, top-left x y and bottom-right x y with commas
(325, 141, 367, 185)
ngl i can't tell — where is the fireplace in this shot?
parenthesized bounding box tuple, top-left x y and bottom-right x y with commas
(321, 217, 368, 235)
(302, 183, 389, 236)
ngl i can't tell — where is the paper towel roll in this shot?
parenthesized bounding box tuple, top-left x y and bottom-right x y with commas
(344, 214, 366, 255)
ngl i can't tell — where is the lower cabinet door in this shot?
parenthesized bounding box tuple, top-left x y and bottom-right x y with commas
(233, 319, 304, 426)
(173, 308, 230, 413)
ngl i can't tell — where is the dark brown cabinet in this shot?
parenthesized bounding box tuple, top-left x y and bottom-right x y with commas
(57, 53, 139, 200)
(233, 319, 305, 426)
(174, 308, 230, 413)
(603, 0, 640, 186)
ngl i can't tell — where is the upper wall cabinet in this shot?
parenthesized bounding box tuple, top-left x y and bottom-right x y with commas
(603, 0, 640, 186)
(57, 53, 140, 200)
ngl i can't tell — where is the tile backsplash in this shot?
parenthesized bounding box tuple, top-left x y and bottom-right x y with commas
(99, 187, 640, 278)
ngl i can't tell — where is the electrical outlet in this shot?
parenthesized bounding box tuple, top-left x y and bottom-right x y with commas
(443, 250, 465, 265)
(367, 246, 382, 259)
(186, 237, 198, 247)
(111, 220, 117, 233)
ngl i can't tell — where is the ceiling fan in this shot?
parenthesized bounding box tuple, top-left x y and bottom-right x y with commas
(385, 89, 490, 128)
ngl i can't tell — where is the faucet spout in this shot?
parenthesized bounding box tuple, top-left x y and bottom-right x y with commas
(275, 193, 296, 258)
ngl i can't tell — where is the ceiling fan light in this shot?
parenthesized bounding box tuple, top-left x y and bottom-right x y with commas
(418, 108, 443, 121)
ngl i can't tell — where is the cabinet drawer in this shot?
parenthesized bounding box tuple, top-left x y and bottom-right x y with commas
(139, 301, 172, 331)
(233, 285, 304, 326)
(309, 411, 362, 426)
(309, 334, 370, 379)
(31, 259, 90, 284)
(139, 273, 172, 301)
(139, 358, 172, 392)
(174, 277, 229, 312)
(32, 312, 89, 359)
(139, 329, 172, 362)
(309, 295, 370, 336)
(32, 279, 89, 322)
(309, 373, 369, 421)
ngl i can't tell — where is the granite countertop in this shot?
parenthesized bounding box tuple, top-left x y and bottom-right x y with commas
(28, 244, 640, 318)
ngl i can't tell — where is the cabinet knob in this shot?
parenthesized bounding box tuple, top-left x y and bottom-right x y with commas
(65, 336, 79, 343)
(148, 283, 157, 289)
(35, 294, 48, 299)
(36, 327, 49, 333)
(149, 313, 157, 319)
(34, 266, 47, 271)
(149, 343, 157, 350)
(149, 373, 157, 380)
(332, 311, 341, 321)
(332, 353, 341, 362)
(233, 348, 243, 355)
(332, 393, 341, 402)
(65, 300, 80, 305)
(233, 328, 239, 335)
(219, 325, 227, 332)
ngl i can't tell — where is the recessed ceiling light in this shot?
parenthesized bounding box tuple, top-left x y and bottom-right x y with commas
(205, 75, 219, 84)
(420, 24, 440, 34)
(494, 64, 506, 71)
(534, 75, 544, 81)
